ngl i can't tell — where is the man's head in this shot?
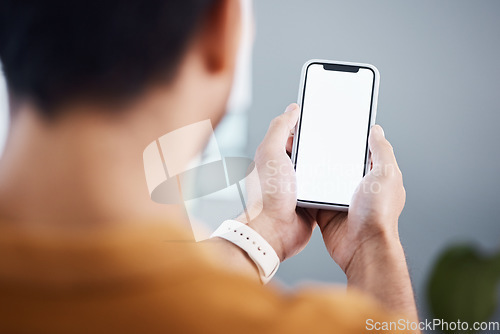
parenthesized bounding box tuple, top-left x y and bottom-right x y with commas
(0, 0, 242, 126)
(0, 0, 247, 226)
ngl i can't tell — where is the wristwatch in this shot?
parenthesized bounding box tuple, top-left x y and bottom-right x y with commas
(210, 220, 280, 284)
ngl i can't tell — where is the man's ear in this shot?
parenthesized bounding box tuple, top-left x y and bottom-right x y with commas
(197, 0, 241, 75)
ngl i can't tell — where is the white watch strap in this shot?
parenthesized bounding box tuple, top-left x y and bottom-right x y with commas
(210, 220, 280, 284)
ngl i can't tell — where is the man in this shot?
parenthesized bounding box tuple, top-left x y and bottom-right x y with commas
(0, 0, 418, 333)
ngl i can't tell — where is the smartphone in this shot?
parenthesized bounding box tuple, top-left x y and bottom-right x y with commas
(291, 59, 380, 211)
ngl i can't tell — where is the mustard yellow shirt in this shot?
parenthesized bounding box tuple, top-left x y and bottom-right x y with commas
(0, 222, 407, 333)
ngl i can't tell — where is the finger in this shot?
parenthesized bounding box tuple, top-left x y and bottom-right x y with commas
(286, 133, 294, 154)
(261, 103, 300, 152)
(316, 210, 346, 233)
(368, 125, 398, 168)
(296, 207, 317, 227)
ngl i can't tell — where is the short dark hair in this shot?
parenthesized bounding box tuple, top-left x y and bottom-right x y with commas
(0, 0, 216, 116)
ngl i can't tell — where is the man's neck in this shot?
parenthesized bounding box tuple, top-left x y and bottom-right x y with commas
(0, 103, 191, 229)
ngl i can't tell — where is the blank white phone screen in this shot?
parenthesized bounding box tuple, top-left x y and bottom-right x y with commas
(295, 63, 374, 206)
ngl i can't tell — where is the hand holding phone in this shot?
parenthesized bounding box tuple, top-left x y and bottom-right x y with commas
(244, 60, 409, 314)
(316, 125, 409, 316)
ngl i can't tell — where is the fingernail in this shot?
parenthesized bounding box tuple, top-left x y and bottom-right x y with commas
(285, 104, 298, 113)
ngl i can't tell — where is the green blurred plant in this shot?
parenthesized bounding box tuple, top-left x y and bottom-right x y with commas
(427, 244, 500, 333)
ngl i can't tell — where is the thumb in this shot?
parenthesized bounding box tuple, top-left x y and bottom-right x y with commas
(369, 125, 398, 168)
(261, 103, 300, 152)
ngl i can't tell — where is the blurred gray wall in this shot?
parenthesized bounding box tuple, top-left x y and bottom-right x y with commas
(248, 0, 500, 320)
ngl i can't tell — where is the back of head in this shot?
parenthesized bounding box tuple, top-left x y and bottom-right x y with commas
(0, 0, 216, 117)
